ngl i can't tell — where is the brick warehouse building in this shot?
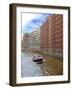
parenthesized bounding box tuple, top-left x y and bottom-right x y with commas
(28, 28, 40, 52)
(22, 28, 40, 52)
(40, 14, 63, 58)
(21, 33, 29, 51)
(22, 14, 63, 58)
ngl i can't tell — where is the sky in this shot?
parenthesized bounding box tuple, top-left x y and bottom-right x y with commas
(22, 13, 51, 37)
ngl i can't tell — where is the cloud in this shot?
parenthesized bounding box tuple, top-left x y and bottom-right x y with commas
(22, 13, 50, 33)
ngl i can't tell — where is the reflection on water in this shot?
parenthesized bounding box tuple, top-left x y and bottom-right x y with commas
(21, 52, 44, 77)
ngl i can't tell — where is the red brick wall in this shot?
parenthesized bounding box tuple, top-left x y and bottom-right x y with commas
(22, 34, 29, 49)
(40, 14, 63, 57)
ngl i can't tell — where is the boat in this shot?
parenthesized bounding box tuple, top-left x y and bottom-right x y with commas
(32, 55, 43, 64)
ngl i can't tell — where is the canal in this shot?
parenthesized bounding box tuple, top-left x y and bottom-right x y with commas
(21, 52, 44, 77)
(21, 51, 63, 77)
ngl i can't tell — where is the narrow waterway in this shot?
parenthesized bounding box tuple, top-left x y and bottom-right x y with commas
(21, 52, 44, 77)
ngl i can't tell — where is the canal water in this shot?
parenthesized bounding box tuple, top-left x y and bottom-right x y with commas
(21, 52, 44, 77)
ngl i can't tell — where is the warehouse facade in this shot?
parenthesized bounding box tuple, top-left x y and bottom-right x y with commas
(40, 14, 63, 58)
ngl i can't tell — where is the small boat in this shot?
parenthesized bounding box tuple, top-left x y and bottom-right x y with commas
(32, 56, 43, 64)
